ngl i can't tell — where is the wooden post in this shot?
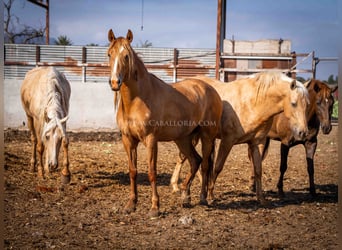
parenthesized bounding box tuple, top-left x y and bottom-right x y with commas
(312, 51, 316, 79)
(216, 0, 226, 80)
(173, 48, 178, 83)
(35, 45, 40, 67)
(290, 51, 297, 79)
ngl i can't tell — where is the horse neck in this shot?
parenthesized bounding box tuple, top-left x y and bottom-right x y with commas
(306, 88, 318, 122)
(254, 83, 287, 120)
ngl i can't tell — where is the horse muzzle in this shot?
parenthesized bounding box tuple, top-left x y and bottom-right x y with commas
(292, 127, 308, 141)
(109, 78, 122, 91)
(321, 123, 332, 134)
(48, 161, 58, 172)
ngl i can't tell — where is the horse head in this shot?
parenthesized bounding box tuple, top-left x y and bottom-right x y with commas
(107, 29, 135, 91)
(283, 78, 309, 140)
(309, 79, 337, 134)
(42, 112, 68, 172)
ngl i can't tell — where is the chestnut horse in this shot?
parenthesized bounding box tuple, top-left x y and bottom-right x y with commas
(107, 29, 222, 218)
(171, 73, 309, 204)
(252, 79, 337, 197)
(20, 67, 71, 184)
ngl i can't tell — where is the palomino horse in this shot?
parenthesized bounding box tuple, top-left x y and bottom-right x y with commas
(252, 79, 337, 197)
(171, 73, 309, 205)
(20, 67, 71, 184)
(107, 29, 222, 217)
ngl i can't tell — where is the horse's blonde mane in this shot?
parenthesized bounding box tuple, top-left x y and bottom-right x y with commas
(42, 68, 69, 138)
(249, 71, 308, 103)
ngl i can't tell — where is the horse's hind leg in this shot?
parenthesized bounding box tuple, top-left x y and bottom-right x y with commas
(170, 152, 186, 193)
(304, 140, 317, 196)
(175, 137, 202, 207)
(199, 133, 216, 205)
(60, 136, 71, 184)
(249, 143, 268, 205)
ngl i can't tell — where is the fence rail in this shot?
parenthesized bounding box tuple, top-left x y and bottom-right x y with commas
(4, 44, 216, 83)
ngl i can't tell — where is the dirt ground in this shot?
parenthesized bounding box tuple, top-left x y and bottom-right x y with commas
(4, 126, 338, 249)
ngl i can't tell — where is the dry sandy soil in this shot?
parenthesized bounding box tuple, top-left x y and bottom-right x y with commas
(4, 126, 338, 249)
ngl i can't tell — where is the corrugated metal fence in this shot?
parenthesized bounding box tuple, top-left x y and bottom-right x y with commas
(4, 44, 216, 83)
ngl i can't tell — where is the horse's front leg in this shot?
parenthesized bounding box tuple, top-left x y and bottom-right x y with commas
(60, 136, 71, 184)
(146, 136, 160, 218)
(37, 140, 45, 179)
(27, 116, 37, 172)
(122, 135, 139, 214)
(199, 136, 215, 206)
(277, 143, 290, 197)
(304, 139, 317, 196)
(208, 138, 232, 203)
(248, 145, 256, 192)
(249, 143, 267, 205)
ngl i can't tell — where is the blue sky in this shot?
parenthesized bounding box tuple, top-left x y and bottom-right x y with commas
(8, 0, 339, 79)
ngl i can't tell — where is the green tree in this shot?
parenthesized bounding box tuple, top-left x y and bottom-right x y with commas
(327, 74, 338, 85)
(54, 35, 73, 45)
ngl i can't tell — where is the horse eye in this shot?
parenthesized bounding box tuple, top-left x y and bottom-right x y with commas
(291, 102, 297, 108)
(125, 55, 129, 61)
(45, 135, 50, 140)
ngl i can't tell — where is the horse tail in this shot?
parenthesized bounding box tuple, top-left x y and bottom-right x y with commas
(261, 137, 271, 161)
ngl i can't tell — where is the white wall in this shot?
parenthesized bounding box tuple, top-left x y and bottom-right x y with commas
(4, 79, 118, 131)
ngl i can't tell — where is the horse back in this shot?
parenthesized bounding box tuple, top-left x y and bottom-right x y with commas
(20, 67, 71, 123)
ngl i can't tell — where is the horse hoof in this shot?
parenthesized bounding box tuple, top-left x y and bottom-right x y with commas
(278, 190, 285, 198)
(123, 201, 136, 214)
(181, 202, 192, 208)
(171, 188, 180, 194)
(259, 199, 271, 207)
(309, 189, 317, 197)
(199, 199, 208, 206)
(148, 209, 159, 219)
(61, 174, 71, 184)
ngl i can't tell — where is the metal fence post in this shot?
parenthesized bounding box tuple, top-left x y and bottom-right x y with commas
(82, 46, 87, 83)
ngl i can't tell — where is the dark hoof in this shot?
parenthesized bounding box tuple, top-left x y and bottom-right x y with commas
(61, 174, 71, 184)
(199, 199, 208, 206)
(181, 202, 192, 208)
(259, 199, 271, 207)
(278, 190, 285, 198)
(310, 189, 317, 197)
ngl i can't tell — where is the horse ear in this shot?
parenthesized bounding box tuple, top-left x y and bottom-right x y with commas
(60, 115, 69, 124)
(331, 85, 338, 93)
(313, 82, 321, 93)
(290, 80, 296, 90)
(126, 29, 133, 43)
(303, 79, 312, 89)
(108, 29, 115, 43)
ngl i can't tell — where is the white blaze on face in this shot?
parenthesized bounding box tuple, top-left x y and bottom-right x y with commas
(111, 46, 125, 82)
